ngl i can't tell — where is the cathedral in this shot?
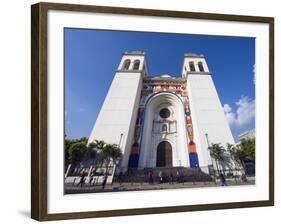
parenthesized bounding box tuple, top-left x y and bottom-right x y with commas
(88, 51, 235, 175)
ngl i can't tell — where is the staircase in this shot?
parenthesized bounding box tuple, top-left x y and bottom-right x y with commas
(113, 167, 214, 183)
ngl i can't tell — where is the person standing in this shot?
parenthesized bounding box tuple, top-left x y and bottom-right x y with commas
(176, 171, 180, 183)
(158, 171, 163, 184)
(169, 172, 174, 184)
(148, 170, 154, 184)
(102, 174, 108, 189)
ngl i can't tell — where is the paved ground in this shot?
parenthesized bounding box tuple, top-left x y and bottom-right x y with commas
(65, 178, 255, 194)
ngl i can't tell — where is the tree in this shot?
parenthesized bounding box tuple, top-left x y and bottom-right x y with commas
(227, 143, 240, 168)
(64, 137, 88, 166)
(96, 143, 122, 175)
(103, 144, 122, 166)
(89, 140, 107, 167)
(68, 141, 88, 165)
(208, 143, 226, 174)
(240, 138, 255, 161)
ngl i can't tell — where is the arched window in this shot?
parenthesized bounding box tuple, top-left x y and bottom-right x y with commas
(122, 59, 131, 70)
(133, 60, 140, 70)
(189, 62, 195, 72)
(162, 124, 168, 132)
(198, 62, 204, 72)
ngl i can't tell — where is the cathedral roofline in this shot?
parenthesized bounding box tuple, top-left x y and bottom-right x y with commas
(144, 76, 187, 82)
(184, 53, 205, 58)
(123, 51, 146, 56)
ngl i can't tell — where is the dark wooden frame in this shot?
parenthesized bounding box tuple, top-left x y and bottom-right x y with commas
(31, 2, 274, 221)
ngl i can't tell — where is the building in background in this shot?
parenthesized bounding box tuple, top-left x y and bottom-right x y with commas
(88, 51, 235, 175)
(238, 129, 255, 142)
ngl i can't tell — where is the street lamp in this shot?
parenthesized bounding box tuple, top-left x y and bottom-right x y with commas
(117, 133, 124, 173)
(205, 133, 210, 148)
(118, 133, 123, 148)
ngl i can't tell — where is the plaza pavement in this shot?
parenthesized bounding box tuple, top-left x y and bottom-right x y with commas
(64, 177, 255, 194)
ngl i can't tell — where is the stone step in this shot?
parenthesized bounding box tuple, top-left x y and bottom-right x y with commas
(114, 167, 214, 183)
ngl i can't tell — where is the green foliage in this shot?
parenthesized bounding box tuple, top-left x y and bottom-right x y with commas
(227, 138, 255, 165)
(208, 143, 225, 162)
(64, 138, 123, 168)
(68, 141, 88, 165)
(209, 139, 255, 172)
(227, 143, 240, 162)
(64, 137, 88, 165)
(240, 138, 255, 161)
(102, 144, 122, 165)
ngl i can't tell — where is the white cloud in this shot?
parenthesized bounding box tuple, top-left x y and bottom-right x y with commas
(223, 96, 255, 130)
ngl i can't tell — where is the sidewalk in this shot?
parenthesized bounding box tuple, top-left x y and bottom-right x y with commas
(65, 178, 255, 194)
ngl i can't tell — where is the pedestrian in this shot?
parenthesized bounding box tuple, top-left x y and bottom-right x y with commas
(241, 173, 248, 182)
(169, 173, 174, 184)
(220, 173, 227, 186)
(118, 170, 123, 184)
(77, 172, 86, 188)
(176, 171, 180, 183)
(102, 174, 108, 189)
(158, 171, 163, 184)
(89, 172, 94, 186)
(148, 170, 154, 184)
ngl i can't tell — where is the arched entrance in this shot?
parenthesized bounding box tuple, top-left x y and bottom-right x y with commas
(156, 141, 172, 167)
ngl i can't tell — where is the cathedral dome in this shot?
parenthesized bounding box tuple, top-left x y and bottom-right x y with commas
(160, 74, 172, 78)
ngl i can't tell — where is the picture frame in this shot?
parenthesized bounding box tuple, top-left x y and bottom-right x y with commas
(31, 2, 274, 221)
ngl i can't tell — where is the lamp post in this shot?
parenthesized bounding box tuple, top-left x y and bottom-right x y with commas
(205, 133, 210, 148)
(117, 133, 123, 173)
(118, 133, 123, 148)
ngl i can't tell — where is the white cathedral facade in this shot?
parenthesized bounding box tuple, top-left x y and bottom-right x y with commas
(88, 51, 235, 174)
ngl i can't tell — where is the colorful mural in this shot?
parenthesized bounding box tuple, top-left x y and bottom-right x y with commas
(128, 108, 144, 168)
(128, 80, 199, 168)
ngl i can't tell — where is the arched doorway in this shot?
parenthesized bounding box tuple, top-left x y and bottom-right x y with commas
(156, 141, 172, 167)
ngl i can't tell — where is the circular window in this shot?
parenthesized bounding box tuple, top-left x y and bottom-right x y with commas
(159, 108, 170, 118)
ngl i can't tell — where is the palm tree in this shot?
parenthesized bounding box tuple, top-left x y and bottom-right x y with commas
(208, 143, 225, 174)
(88, 140, 107, 174)
(88, 140, 122, 174)
(101, 143, 122, 174)
(227, 143, 240, 168)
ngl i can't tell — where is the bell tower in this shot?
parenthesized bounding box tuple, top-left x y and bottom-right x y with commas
(182, 53, 210, 77)
(182, 53, 235, 173)
(117, 51, 148, 76)
(88, 51, 147, 172)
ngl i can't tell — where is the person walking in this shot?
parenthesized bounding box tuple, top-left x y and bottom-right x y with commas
(77, 172, 86, 188)
(89, 171, 94, 186)
(102, 174, 108, 189)
(220, 173, 227, 186)
(148, 170, 154, 184)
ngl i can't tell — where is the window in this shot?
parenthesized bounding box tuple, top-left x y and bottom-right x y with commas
(122, 59, 131, 70)
(159, 108, 170, 118)
(189, 62, 195, 72)
(198, 62, 204, 72)
(133, 60, 140, 70)
(162, 124, 168, 132)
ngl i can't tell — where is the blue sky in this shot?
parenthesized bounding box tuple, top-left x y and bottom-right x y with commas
(65, 28, 255, 142)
